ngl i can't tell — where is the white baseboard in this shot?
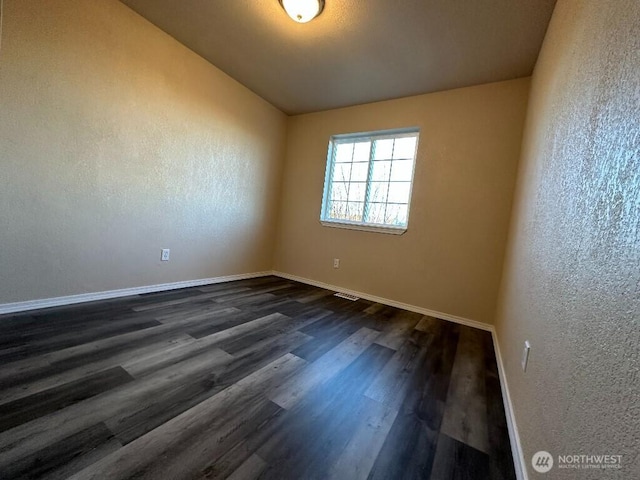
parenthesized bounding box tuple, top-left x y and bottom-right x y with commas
(0, 271, 273, 315)
(272, 270, 492, 332)
(491, 329, 528, 480)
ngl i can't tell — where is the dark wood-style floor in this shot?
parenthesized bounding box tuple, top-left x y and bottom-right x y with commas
(0, 276, 515, 480)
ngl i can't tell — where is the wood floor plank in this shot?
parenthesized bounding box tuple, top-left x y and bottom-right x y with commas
(290, 329, 352, 362)
(295, 307, 389, 359)
(131, 286, 209, 302)
(1, 422, 121, 480)
(212, 293, 280, 310)
(182, 299, 322, 340)
(143, 400, 282, 480)
(302, 295, 372, 316)
(196, 283, 256, 294)
(0, 301, 141, 340)
(367, 408, 439, 480)
(194, 276, 284, 294)
(440, 327, 490, 454)
(0, 318, 161, 364)
(298, 312, 359, 338)
(191, 312, 287, 342)
(253, 298, 324, 320)
(0, 367, 134, 433)
(46, 309, 236, 370)
(327, 396, 398, 480)
(363, 302, 388, 315)
(213, 283, 295, 303)
(291, 315, 364, 362)
(256, 344, 395, 480)
(120, 335, 202, 377)
(214, 314, 300, 355)
(0, 313, 40, 334)
(415, 314, 446, 334)
(429, 433, 491, 480)
(184, 311, 268, 339)
(296, 289, 335, 304)
(482, 331, 517, 480)
(374, 310, 423, 350)
(366, 321, 459, 479)
(224, 453, 267, 480)
(197, 404, 287, 480)
(364, 331, 428, 410)
(0, 356, 51, 392)
(404, 320, 459, 431)
(0, 334, 193, 404)
(144, 303, 236, 324)
(268, 327, 380, 410)
(131, 290, 246, 312)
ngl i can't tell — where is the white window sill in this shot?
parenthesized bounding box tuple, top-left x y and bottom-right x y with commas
(320, 220, 407, 235)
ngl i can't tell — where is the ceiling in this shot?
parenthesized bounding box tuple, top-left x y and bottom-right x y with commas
(120, 0, 557, 115)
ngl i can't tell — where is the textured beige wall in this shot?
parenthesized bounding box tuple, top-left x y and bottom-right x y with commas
(0, 0, 286, 303)
(274, 78, 530, 324)
(495, 0, 639, 477)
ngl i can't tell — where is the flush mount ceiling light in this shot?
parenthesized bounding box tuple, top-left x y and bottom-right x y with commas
(279, 0, 325, 23)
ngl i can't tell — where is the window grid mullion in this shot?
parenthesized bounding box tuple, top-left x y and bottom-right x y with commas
(346, 144, 355, 220)
(382, 140, 396, 223)
(362, 138, 375, 223)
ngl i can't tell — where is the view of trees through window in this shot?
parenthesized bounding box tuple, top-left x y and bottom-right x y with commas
(322, 131, 419, 228)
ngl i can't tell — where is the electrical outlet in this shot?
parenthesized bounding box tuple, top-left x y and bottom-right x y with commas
(333, 258, 340, 268)
(521, 340, 531, 372)
(161, 249, 170, 262)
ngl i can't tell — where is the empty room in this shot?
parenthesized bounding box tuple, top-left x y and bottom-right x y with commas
(0, 0, 637, 479)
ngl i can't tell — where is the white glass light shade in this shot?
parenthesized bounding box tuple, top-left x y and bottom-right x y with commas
(280, 0, 324, 23)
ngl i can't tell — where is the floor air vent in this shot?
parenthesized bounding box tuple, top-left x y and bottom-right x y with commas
(334, 292, 360, 301)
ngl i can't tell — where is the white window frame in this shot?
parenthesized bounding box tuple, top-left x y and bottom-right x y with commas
(320, 128, 420, 235)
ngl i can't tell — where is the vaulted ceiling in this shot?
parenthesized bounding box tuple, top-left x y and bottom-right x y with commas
(120, 0, 557, 115)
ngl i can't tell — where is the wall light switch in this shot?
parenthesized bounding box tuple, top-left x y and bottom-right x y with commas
(521, 340, 531, 372)
(161, 249, 170, 261)
(333, 258, 340, 268)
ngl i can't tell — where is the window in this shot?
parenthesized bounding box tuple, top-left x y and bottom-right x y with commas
(320, 128, 420, 234)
